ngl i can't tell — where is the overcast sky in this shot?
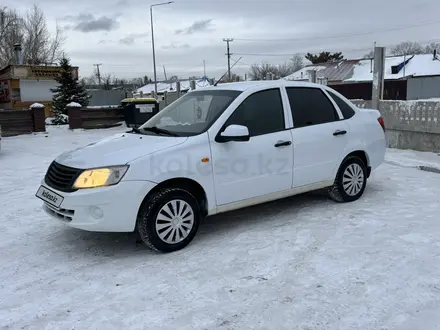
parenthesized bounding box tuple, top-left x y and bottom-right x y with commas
(6, 0, 440, 80)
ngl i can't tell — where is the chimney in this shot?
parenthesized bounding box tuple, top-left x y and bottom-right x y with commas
(13, 43, 23, 65)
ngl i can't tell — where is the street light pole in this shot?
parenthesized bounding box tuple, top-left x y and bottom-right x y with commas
(150, 1, 173, 96)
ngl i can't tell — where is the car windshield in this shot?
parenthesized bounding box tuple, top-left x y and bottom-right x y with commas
(139, 89, 242, 136)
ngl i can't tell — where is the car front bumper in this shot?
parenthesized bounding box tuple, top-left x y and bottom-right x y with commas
(38, 180, 157, 232)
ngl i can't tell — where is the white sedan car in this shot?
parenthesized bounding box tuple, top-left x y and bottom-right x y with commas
(36, 81, 386, 252)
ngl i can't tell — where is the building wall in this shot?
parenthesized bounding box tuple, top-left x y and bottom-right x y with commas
(19, 79, 57, 102)
(407, 76, 440, 100)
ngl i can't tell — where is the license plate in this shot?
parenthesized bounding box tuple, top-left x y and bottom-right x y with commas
(35, 186, 64, 208)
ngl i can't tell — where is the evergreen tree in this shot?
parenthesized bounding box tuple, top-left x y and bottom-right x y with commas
(51, 56, 89, 124)
(305, 51, 344, 64)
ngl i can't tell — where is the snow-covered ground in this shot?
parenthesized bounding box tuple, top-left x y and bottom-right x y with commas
(1, 126, 440, 330)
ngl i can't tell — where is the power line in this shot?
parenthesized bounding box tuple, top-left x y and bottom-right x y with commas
(231, 38, 440, 58)
(232, 46, 372, 57)
(233, 20, 440, 42)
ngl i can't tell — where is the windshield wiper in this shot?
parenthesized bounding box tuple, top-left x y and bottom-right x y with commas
(142, 126, 180, 137)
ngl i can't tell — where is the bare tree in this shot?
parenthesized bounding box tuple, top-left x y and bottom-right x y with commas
(80, 75, 97, 87)
(101, 73, 113, 90)
(425, 42, 440, 54)
(0, 5, 65, 67)
(112, 77, 128, 86)
(391, 41, 424, 56)
(248, 56, 303, 80)
(277, 61, 294, 78)
(248, 61, 278, 80)
(129, 77, 144, 86)
(0, 7, 24, 67)
(219, 72, 242, 83)
(23, 5, 65, 64)
(290, 53, 304, 72)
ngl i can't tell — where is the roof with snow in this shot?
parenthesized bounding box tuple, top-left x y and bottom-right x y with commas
(284, 53, 440, 83)
(136, 78, 212, 94)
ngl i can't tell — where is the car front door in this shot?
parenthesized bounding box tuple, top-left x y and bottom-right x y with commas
(286, 86, 350, 187)
(209, 88, 294, 206)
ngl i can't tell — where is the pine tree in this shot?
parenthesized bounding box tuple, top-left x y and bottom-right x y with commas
(305, 51, 344, 64)
(51, 56, 89, 125)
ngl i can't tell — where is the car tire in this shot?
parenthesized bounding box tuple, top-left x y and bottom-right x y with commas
(328, 156, 367, 203)
(136, 187, 201, 253)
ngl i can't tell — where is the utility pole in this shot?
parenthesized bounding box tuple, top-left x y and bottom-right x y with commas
(150, 2, 174, 96)
(203, 60, 206, 79)
(372, 46, 386, 110)
(223, 38, 233, 82)
(93, 63, 102, 86)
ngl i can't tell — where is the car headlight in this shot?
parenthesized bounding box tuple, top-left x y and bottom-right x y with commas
(73, 165, 129, 189)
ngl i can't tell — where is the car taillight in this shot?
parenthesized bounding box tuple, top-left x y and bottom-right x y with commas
(378, 116, 385, 131)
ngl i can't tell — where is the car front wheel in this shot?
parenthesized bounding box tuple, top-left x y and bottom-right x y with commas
(328, 156, 367, 203)
(136, 187, 201, 252)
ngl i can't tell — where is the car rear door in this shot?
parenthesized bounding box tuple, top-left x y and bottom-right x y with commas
(286, 86, 350, 187)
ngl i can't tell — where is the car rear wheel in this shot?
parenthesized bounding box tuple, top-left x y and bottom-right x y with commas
(328, 156, 367, 203)
(136, 187, 201, 252)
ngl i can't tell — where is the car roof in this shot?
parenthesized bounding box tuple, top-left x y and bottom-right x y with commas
(202, 80, 326, 92)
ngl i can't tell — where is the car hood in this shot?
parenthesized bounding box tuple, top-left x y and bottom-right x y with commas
(55, 132, 188, 169)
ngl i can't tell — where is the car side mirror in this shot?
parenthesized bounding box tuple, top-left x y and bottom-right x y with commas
(216, 124, 250, 143)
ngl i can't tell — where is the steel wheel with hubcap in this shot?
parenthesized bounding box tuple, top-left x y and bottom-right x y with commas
(136, 188, 201, 252)
(328, 156, 367, 203)
(342, 163, 365, 196)
(155, 200, 194, 244)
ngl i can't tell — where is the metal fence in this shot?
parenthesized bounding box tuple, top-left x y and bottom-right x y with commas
(87, 90, 131, 107)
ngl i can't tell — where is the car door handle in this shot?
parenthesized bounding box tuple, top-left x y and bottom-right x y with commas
(274, 140, 292, 147)
(333, 130, 347, 136)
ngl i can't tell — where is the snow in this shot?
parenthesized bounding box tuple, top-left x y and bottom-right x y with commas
(1, 127, 440, 329)
(345, 54, 440, 82)
(385, 148, 440, 172)
(45, 114, 69, 125)
(284, 66, 327, 81)
(158, 117, 192, 127)
(87, 105, 121, 109)
(66, 102, 82, 107)
(136, 78, 212, 94)
(285, 54, 440, 83)
(409, 97, 440, 102)
(30, 103, 45, 108)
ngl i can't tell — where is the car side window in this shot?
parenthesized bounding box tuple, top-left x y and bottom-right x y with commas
(223, 88, 285, 137)
(286, 87, 339, 128)
(327, 90, 355, 119)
